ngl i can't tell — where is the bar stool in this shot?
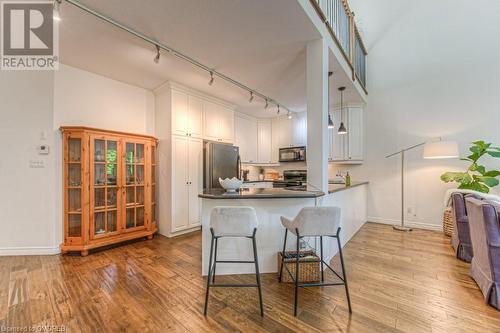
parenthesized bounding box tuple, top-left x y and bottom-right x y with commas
(203, 206, 264, 317)
(278, 206, 352, 316)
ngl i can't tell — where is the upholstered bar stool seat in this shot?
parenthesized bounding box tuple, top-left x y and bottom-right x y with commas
(203, 206, 264, 316)
(279, 206, 352, 316)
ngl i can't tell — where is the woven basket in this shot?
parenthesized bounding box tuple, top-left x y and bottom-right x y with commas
(443, 207, 453, 237)
(278, 250, 320, 283)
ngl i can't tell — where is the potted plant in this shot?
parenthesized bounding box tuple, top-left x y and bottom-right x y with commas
(441, 141, 500, 193)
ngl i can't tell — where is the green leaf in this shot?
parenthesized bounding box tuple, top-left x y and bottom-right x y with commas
(472, 140, 486, 146)
(460, 158, 472, 162)
(441, 172, 472, 184)
(483, 170, 500, 177)
(476, 176, 500, 187)
(467, 153, 480, 161)
(458, 181, 490, 193)
(476, 165, 486, 175)
(486, 151, 500, 158)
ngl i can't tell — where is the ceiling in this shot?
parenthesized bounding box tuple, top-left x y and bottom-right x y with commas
(59, 0, 364, 117)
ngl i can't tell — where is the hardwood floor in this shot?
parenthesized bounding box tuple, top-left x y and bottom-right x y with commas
(1, 223, 499, 332)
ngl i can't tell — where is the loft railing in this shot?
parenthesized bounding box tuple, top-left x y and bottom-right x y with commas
(311, 0, 367, 93)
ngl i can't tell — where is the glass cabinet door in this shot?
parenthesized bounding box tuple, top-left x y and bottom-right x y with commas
(151, 143, 157, 228)
(91, 136, 120, 238)
(124, 141, 146, 230)
(65, 136, 83, 239)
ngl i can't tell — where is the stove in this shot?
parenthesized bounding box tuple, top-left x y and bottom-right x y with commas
(273, 170, 307, 188)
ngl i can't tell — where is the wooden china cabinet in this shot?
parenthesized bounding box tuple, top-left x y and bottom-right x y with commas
(60, 126, 158, 256)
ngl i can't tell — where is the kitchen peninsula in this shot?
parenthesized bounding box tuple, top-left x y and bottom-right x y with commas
(199, 182, 368, 275)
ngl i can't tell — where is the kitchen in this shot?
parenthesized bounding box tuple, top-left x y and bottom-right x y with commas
(153, 80, 368, 275)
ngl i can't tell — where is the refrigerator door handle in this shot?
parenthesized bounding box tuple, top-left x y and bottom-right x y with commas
(237, 155, 241, 180)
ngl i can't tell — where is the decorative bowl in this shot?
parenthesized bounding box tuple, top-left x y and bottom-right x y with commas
(218, 177, 243, 192)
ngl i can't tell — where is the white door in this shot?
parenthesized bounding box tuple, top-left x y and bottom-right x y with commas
(292, 112, 307, 147)
(188, 95, 203, 138)
(331, 109, 345, 161)
(257, 120, 272, 163)
(188, 138, 203, 227)
(347, 107, 363, 160)
(171, 136, 189, 231)
(203, 101, 221, 141)
(171, 90, 188, 136)
(235, 115, 258, 163)
(219, 107, 235, 143)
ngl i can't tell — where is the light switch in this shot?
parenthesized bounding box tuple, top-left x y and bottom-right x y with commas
(29, 160, 45, 168)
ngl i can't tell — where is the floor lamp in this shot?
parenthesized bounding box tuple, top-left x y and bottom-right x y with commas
(385, 139, 459, 231)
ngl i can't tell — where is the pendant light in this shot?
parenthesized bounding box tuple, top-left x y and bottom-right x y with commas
(328, 71, 334, 129)
(338, 87, 347, 135)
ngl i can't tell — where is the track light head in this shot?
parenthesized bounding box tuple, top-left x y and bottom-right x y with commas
(264, 99, 269, 109)
(287, 111, 292, 119)
(208, 71, 214, 86)
(249, 91, 254, 103)
(277, 105, 280, 115)
(328, 114, 334, 128)
(154, 45, 160, 64)
(53, 0, 62, 21)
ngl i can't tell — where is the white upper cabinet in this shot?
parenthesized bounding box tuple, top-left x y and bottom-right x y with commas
(171, 90, 204, 138)
(347, 107, 363, 161)
(271, 116, 292, 162)
(257, 119, 272, 164)
(171, 90, 189, 137)
(329, 107, 364, 163)
(188, 95, 204, 138)
(292, 112, 307, 147)
(203, 101, 234, 143)
(235, 114, 258, 163)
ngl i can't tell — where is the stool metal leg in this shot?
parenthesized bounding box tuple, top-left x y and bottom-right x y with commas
(251, 229, 264, 317)
(320, 236, 324, 282)
(294, 229, 300, 316)
(203, 230, 215, 316)
(212, 237, 218, 283)
(337, 235, 352, 314)
(279, 229, 288, 282)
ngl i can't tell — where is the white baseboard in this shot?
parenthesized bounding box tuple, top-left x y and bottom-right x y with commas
(368, 216, 443, 231)
(163, 226, 201, 238)
(0, 246, 61, 256)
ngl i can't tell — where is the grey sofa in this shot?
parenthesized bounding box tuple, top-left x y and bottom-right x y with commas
(465, 197, 500, 310)
(451, 193, 478, 262)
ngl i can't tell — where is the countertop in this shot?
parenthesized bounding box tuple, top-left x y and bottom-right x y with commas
(328, 181, 369, 194)
(199, 187, 324, 199)
(243, 179, 275, 183)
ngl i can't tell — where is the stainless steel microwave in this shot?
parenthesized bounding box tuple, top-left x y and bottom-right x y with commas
(279, 146, 306, 162)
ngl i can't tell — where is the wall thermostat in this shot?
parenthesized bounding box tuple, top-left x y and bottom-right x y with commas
(38, 145, 50, 155)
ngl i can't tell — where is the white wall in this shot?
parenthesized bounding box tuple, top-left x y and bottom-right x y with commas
(0, 71, 57, 254)
(332, 0, 500, 229)
(0, 64, 155, 255)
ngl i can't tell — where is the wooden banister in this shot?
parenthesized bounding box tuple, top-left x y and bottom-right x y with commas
(310, 0, 367, 93)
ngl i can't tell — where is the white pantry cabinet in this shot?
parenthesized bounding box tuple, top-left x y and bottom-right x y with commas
(154, 82, 236, 237)
(171, 136, 203, 232)
(329, 107, 364, 163)
(203, 101, 234, 143)
(235, 114, 258, 163)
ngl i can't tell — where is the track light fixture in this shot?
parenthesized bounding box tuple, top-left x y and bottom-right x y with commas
(287, 111, 292, 119)
(62, 0, 295, 117)
(249, 91, 254, 103)
(53, 0, 62, 21)
(208, 71, 214, 86)
(154, 45, 160, 64)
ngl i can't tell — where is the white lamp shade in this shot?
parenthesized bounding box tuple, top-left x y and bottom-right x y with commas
(423, 141, 459, 159)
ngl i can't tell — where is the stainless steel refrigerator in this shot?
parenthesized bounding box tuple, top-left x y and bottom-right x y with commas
(203, 141, 240, 189)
